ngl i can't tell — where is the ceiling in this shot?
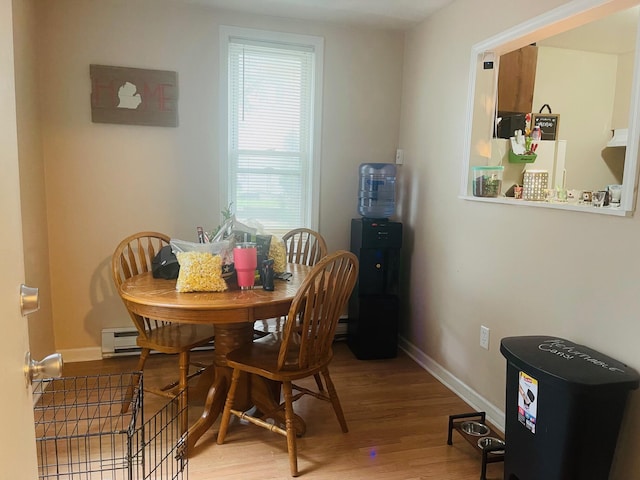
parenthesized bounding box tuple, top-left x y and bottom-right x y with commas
(176, 1, 639, 50)
(179, 0, 456, 30)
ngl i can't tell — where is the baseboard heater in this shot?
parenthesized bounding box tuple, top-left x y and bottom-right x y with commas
(103, 317, 346, 358)
(101, 327, 215, 358)
(335, 316, 348, 340)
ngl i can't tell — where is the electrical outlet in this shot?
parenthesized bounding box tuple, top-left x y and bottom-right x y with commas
(480, 326, 490, 350)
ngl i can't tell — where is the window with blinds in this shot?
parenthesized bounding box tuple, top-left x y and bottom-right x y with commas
(222, 28, 324, 232)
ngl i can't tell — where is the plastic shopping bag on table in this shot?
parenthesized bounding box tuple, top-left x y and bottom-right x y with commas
(211, 215, 256, 244)
(238, 219, 287, 274)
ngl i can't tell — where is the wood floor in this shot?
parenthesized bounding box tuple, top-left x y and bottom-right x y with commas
(62, 340, 504, 480)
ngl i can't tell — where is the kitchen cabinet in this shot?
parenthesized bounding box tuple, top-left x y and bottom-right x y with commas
(498, 45, 538, 113)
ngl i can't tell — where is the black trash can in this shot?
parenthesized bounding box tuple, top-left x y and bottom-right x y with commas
(500, 336, 639, 480)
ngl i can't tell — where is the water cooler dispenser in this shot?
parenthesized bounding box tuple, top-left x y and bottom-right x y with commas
(348, 163, 402, 360)
(348, 218, 402, 359)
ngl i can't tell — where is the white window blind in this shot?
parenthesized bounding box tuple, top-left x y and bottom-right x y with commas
(226, 34, 318, 232)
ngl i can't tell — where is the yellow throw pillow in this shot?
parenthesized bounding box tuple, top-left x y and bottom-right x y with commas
(175, 251, 228, 292)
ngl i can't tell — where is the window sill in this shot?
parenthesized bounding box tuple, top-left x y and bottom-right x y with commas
(460, 195, 631, 217)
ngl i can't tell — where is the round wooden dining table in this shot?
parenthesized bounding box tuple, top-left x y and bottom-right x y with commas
(118, 263, 311, 454)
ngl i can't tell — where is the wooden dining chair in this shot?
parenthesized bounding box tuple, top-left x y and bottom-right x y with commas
(257, 228, 328, 334)
(282, 227, 328, 267)
(217, 250, 358, 477)
(111, 232, 215, 426)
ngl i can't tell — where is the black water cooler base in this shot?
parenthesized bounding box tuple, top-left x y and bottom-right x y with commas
(348, 295, 398, 360)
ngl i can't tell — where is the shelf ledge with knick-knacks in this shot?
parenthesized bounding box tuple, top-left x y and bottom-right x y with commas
(462, 134, 630, 217)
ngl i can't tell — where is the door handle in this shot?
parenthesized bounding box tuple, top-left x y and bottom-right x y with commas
(24, 352, 63, 385)
(20, 284, 40, 316)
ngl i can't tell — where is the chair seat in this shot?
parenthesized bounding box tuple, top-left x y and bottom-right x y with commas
(226, 334, 328, 382)
(137, 323, 214, 354)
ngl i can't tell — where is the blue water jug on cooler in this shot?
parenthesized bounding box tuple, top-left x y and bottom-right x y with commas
(358, 163, 396, 219)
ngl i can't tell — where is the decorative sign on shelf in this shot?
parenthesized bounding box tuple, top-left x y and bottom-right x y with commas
(531, 113, 560, 141)
(90, 65, 178, 127)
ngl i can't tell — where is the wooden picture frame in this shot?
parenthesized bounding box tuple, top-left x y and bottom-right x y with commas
(90, 65, 178, 127)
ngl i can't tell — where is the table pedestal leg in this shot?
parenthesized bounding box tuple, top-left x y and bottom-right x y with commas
(185, 373, 227, 454)
(189, 363, 216, 404)
(185, 322, 253, 454)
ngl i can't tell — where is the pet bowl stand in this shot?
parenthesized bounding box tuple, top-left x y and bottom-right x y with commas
(447, 411, 505, 480)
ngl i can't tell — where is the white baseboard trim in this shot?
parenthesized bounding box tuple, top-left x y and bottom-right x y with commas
(58, 346, 103, 363)
(398, 335, 505, 432)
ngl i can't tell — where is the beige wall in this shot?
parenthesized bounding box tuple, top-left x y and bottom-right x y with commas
(32, 0, 404, 353)
(399, 0, 640, 477)
(614, 50, 635, 128)
(534, 46, 620, 189)
(13, 0, 55, 359)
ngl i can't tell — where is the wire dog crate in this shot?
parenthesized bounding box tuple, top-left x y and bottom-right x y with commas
(33, 372, 187, 480)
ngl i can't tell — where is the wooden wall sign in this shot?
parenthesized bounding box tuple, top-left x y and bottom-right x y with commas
(531, 113, 560, 141)
(90, 65, 178, 127)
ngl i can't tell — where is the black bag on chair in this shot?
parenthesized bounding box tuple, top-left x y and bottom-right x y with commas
(152, 245, 180, 279)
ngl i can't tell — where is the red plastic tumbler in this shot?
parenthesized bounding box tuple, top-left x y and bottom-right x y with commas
(233, 243, 257, 289)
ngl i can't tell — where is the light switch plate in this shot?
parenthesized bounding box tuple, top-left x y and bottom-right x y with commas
(395, 149, 404, 165)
